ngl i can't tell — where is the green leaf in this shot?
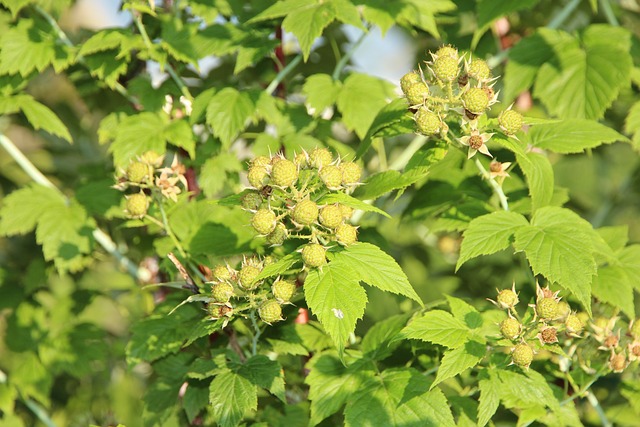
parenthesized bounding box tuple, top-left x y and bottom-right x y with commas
(82, 50, 129, 89)
(0, 185, 65, 236)
(344, 368, 455, 427)
(477, 376, 500, 427)
(457, 211, 529, 269)
(493, 368, 560, 412)
(618, 245, 640, 292)
(255, 252, 302, 281)
(303, 73, 342, 114)
(472, 0, 539, 48)
(206, 87, 256, 147)
(318, 192, 390, 218)
(432, 340, 486, 389)
(516, 151, 554, 212)
(209, 370, 257, 427)
(359, 0, 455, 37)
(591, 265, 635, 318)
(183, 382, 209, 423)
(333, 243, 422, 304)
(446, 296, 483, 330)
(304, 262, 367, 350)
(1, 0, 32, 17)
(160, 18, 200, 65)
(624, 100, 640, 151)
(336, 73, 396, 139)
(514, 207, 596, 313)
(240, 355, 286, 402)
(361, 313, 411, 360)
(399, 310, 469, 348)
(356, 98, 414, 158)
(199, 152, 243, 198)
(17, 95, 72, 142)
(306, 353, 373, 426)
(525, 119, 627, 153)
(533, 25, 632, 119)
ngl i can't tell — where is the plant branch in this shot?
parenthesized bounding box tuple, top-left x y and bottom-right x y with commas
(250, 310, 262, 356)
(599, 0, 620, 26)
(474, 157, 509, 211)
(155, 194, 188, 258)
(547, 0, 582, 29)
(265, 54, 302, 95)
(0, 133, 145, 280)
(586, 390, 612, 427)
(332, 29, 368, 80)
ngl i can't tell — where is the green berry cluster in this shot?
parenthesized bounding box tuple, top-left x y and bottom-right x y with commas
(399, 45, 525, 160)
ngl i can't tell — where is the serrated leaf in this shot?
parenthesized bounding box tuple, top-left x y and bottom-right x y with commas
(432, 340, 486, 389)
(1, 95, 71, 141)
(360, 0, 455, 37)
(624, 100, 640, 151)
(0, 185, 65, 236)
(304, 262, 367, 350)
(199, 152, 243, 198)
(332, 243, 422, 304)
(457, 211, 529, 269)
(161, 18, 200, 65)
(239, 355, 286, 402)
(255, 252, 302, 281)
(514, 207, 596, 313)
(493, 368, 560, 412)
(534, 26, 632, 119)
(345, 368, 455, 427)
(318, 192, 390, 218)
(356, 98, 414, 158)
(209, 370, 257, 427)
(1, 0, 32, 17)
(477, 376, 500, 427)
(525, 119, 627, 153)
(83, 50, 129, 89)
(399, 310, 469, 348)
(206, 87, 256, 147)
(618, 245, 640, 292)
(183, 381, 209, 423)
(472, 0, 539, 48)
(361, 313, 411, 360)
(108, 113, 167, 166)
(336, 73, 395, 139)
(303, 73, 342, 114)
(517, 151, 553, 212)
(591, 265, 635, 318)
(446, 296, 483, 330)
(163, 119, 196, 158)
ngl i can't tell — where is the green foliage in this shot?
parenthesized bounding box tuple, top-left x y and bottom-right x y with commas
(1, 1, 640, 426)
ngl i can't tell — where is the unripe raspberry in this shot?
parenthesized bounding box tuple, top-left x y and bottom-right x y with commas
(565, 314, 584, 335)
(511, 343, 534, 368)
(292, 199, 319, 225)
(405, 82, 430, 106)
(500, 317, 521, 340)
(335, 223, 358, 246)
(238, 264, 262, 290)
(400, 70, 422, 94)
(536, 297, 559, 320)
(339, 204, 354, 220)
(498, 109, 524, 135)
(496, 289, 519, 309)
(248, 165, 269, 189)
(126, 193, 149, 218)
(263, 255, 276, 266)
(462, 87, 489, 114)
(435, 45, 458, 60)
(272, 279, 296, 303)
(209, 303, 233, 319)
(241, 191, 262, 210)
(593, 316, 609, 330)
(251, 209, 277, 235)
(468, 59, 491, 81)
(302, 244, 326, 268)
(319, 204, 343, 229)
(271, 159, 298, 187)
(294, 152, 308, 168)
(556, 301, 571, 320)
(266, 223, 287, 246)
(127, 161, 151, 183)
(433, 55, 459, 82)
(319, 165, 343, 189)
(258, 300, 283, 324)
(212, 265, 233, 281)
(630, 320, 640, 338)
(211, 282, 234, 303)
(252, 156, 271, 168)
(414, 107, 441, 135)
(609, 353, 626, 373)
(340, 162, 362, 185)
(539, 327, 558, 344)
(310, 148, 333, 168)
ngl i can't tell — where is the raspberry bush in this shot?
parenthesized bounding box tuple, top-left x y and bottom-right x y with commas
(0, 1, 639, 427)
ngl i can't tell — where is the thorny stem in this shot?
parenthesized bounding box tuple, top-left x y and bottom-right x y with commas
(134, 16, 193, 101)
(0, 134, 145, 280)
(332, 29, 368, 80)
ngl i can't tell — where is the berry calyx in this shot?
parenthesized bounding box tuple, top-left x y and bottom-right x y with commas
(340, 162, 362, 186)
(462, 87, 489, 115)
(302, 244, 327, 268)
(405, 82, 430, 106)
(127, 161, 150, 183)
(335, 223, 358, 246)
(433, 55, 459, 82)
(241, 191, 262, 210)
(565, 314, 584, 335)
(319, 165, 343, 189)
(414, 107, 441, 135)
(539, 327, 558, 344)
(400, 70, 423, 94)
(609, 353, 627, 373)
(319, 204, 343, 229)
(511, 343, 534, 368)
(292, 199, 319, 225)
(209, 303, 233, 319)
(310, 148, 333, 168)
(258, 300, 283, 324)
(126, 193, 149, 218)
(248, 165, 269, 189)
(272, 279, 296, 303)
(266, 223, 287, 246)
(211, 282, 234, 303)
(271, 159, 298, 187)
(238, 264, 262, 290)
(251, 209, 277, 235)
(498, 109, 524, 135)
(468, 58, 491, 81)
(500, 317, 521, 340)
(536, 297, 559, 320)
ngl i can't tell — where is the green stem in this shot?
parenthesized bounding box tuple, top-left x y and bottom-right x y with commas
(22, 395, 57, 427)
(250, 310, 262, 356)
(599, 0, 620, 26)
(0, 134, 144, 279)
(547, 0, 582, 29)
(265, 54, 303, 95)
(389, 135, 428, 170)
(332, 29, 368, 80)
(155, 194, 187, 258)
(134, 16, 193, 101)
(474, 157, 509, 211)
(374, 139, 388, 170)
(586, 390, 612, 427)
